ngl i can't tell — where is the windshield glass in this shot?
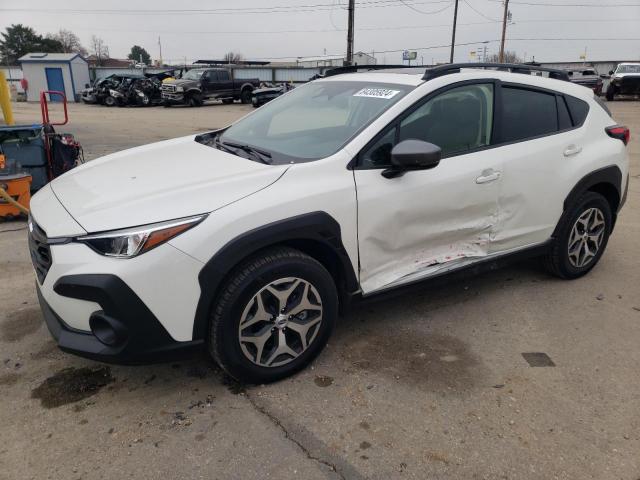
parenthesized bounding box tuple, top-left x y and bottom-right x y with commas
(183, 70, 205, 80)
(221, 80, 412, 162)
(616, 64, 640, 74)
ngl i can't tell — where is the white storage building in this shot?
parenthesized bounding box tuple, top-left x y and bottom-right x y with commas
(18, 53, 90, 102)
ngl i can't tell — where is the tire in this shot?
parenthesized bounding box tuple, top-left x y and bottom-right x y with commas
(103, 96, 116, 107)
(543, 192, 612, 279)
(605, 85, 615, 101)
(240, 89, 252, 104)
(222, 98, 234, 104)
(187, 93, 203, 107)
(209, 246, 338, 384)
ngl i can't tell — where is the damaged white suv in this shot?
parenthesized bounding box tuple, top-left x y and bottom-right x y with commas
(30, 63, 630, 383)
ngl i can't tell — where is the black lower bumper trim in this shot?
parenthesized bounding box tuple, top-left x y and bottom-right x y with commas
(37, 275, 203, 365)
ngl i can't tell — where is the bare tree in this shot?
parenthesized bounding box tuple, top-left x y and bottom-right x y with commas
(47, 29, 87, 56)
(223, 51, 243, 64)
(487, 51, 522, 63)
(90, 35, 110, 66)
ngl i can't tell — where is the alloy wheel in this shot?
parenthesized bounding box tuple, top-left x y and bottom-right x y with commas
(567, 207, 606, 268)
(238, 277, 323, 367)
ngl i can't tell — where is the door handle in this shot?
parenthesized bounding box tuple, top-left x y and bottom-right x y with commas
(564, 145, 582, 157)
(476, 169, 501, 184)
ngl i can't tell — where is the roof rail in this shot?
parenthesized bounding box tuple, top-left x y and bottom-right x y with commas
(422, 63, 571, 81)
(323, 64, 412, 77)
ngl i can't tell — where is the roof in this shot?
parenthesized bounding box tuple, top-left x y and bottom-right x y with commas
(19, 52, 86, 63)
(319, 67, 592, 99)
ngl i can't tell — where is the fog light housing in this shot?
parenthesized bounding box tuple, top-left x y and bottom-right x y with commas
(89, 311, 127, 346)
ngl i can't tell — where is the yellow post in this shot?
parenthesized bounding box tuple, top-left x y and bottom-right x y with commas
(0, 71, 15, 125)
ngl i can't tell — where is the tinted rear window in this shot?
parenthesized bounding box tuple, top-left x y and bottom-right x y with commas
(557, 96, 572, 130)
(500, 87, 558, 143)
(565, 95, 590, 126)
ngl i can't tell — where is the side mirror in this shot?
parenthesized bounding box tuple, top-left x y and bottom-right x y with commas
(382, 139, 441, 179)
(609, 70, 614, 75)
(84, 83, 90, 88)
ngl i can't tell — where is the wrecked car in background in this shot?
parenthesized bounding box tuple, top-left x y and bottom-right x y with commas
(566, 68, 603, 96)
(82, 71, 178, 107)
(161, 68, 260, 107)
(606, 63, 640, 100)
(251, 82, 295, 108)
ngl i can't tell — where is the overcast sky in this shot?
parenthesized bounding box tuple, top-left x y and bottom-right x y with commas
(1, 0, 639, 64)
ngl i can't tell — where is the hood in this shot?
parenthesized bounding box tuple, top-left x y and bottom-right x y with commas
(167, 78, 198, 87)
(612, 72, 640, 80)
(50, 135, 288, 233)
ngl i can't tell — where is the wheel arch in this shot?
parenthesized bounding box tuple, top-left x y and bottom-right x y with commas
(192, 212, 359, 340)
(240, 83, 254, 92)
(554, 165, 622, 237)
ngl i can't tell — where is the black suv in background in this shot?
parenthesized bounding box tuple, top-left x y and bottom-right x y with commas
(161, 68, 260, 107)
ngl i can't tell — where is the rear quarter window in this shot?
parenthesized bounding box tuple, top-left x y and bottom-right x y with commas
(565, 95, 590, 126)
(500, 87, 558, 143)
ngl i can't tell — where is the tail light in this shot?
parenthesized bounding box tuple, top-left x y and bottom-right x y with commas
(605, 125, 630, 146)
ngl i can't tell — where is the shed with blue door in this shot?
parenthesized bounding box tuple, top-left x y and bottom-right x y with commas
(18, 53, 90, 103)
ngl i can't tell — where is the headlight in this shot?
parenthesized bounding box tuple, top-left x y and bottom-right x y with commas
(77, 214, 207, 258)
(109, 89, 122, 97)
(176, 86, 184, 92)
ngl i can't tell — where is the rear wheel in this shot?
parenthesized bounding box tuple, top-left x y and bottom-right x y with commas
(543, 192, 612, 279)
(187, 93, 203, 107)
(208, 247, 338, 384)
(240, 89, 252, 104)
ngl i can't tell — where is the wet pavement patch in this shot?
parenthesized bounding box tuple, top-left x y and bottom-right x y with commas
(314, 375, 334, 387)
(31, 366, 115, 408)
(342, 331, 484, 391)
(0, 372, 20, 386)
(521, 352, 556, 367)
(1, 308, 43, 342)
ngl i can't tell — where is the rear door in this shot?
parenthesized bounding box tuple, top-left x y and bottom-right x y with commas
(215, 70, 234, 97)
(490, 83, 588, 251)
(354, 81, 503, 293)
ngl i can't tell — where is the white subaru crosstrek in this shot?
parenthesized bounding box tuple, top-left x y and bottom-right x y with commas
(29, 64, 630, 383)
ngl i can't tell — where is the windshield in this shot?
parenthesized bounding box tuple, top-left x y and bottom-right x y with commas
(221, 80, 412, 163)
(183, 70, 205, 80)
(616, 64, 640, 74)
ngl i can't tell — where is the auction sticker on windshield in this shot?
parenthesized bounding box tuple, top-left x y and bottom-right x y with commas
(354, 87, 401, 99)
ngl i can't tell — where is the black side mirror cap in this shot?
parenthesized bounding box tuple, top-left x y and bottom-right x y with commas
(382, 139, 442, 178)
(609, 70, 614, 75)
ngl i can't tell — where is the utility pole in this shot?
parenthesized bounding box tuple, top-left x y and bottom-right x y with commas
(449, 0, 459, 63)
(346, 0, 355, 65)
(158, 36, 163, 66)
(499, 0, 510, 62)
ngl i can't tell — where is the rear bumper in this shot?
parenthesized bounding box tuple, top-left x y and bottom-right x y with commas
(37, 275, 203, 364)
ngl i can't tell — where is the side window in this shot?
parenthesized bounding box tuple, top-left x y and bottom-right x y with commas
(359, 83, 494, 168)
(399, 83, 494, 157)
(565, 95, 589, 126)
(204, 71, 216, 81)
(500, 87, 558, 142)
(218, 70, 230, 81)
(557, 96, 572, 130)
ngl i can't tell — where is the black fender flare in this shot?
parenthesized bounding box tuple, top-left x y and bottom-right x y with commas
(192, 212, 359, 340)
(239, 83, 255, 92)
(186, 88, 202, 96)
(553, 165, 623, 237)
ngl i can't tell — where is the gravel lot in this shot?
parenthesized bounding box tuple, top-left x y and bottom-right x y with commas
(1, 100, 639, 480)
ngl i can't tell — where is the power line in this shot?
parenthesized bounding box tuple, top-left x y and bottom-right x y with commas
(462, 0, 502, 21)
(397, 0, 454, 13)
(487, 0, 640, 6)
(0, 0, 455, 16)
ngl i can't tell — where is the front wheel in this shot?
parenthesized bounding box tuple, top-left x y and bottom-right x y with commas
(208, 247, 338, 383)
(605, 85, 615, 101)
(103, 96, 116, 107)
(543, 192, 612, 279)
(240, 89, 252, 104)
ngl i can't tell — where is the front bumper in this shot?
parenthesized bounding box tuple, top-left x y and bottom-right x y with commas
(161, 92, 185, 104)
(37, 275, 203, 364)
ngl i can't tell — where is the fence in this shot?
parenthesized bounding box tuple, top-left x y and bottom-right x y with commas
(90, 65, 324, 84)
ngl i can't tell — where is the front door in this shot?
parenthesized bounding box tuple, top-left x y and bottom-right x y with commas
(354, 82, 502, 293)
(45, 67, 65, 102)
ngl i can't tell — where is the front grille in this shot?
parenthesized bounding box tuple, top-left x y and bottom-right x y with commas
(28, 219, 52, 284)
(161, 84, 177, 93)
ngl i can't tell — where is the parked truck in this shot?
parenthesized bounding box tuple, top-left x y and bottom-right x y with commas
(160, 68, 260, 107)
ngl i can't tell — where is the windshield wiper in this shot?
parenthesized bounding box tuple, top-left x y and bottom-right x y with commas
(221, 140, 273, 165)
